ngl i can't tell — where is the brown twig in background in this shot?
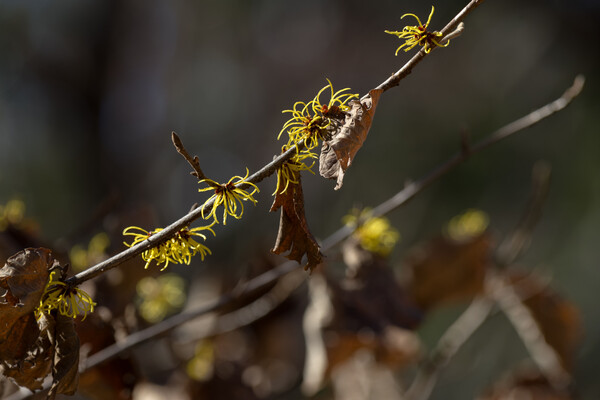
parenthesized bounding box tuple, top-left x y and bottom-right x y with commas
(406, 157, 558, 400)
(405, 296, 496, 400)
(361, 75, 584, 224)
(490, 275, 571, 390)
(495, 162, 552, 267)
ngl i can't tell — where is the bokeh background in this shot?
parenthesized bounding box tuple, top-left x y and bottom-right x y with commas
(0, 0, 598, 399)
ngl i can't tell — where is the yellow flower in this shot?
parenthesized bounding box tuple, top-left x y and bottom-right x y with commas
(278, 101, 324, 150)
(198, 168, 259, 225)
(35, 270, 96, 321)
(273, 147, 318, 195)
(279, 80, 358, 150)
(445, 209, 489, 241)
(311, 78, 358, 121)
(136, 274, 186, 323)
(385, 6, 449, 55)
(343, 208, 401, 256)
(123, 223, 215, 270)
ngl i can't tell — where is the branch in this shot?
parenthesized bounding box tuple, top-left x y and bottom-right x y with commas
(405, 297, 495, 400)
(80, 75, 585, 374)
(355, 75, 585, 225)
(374, 0, 486, 93)
(490, 275, 571, 390)
(63, 1, 493, 288)
(496, 161, 552, 267)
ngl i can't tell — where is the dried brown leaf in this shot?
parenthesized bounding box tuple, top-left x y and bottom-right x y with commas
(0, 314, 52, 391)
(319, 89, 383, 190)
(0, 248, 55, 390)
(0, 248, 52, 312)
(270, 172, 323, 273)
(48, 313, 80, 399)
(405, 233, 493, 310)
(0, 248, 82, 395)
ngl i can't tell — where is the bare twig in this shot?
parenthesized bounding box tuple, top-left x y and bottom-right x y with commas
(405, 297, 495, 400)
(65, 144, 301, 287)
(63, 2, 494, 289)
(490, 275, 571, 390)
(374, 0, 485, 93)
(496, 161, 552, 267)
(358, 75, 585, 224)
(171, 131, 206, 180)
(82, 75, 585, 374)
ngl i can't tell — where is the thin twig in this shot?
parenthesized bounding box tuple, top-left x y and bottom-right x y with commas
(374, 0, 485, 93)
(405, 297, 495, 400)
(404, 158, 556, 400)
(82, 75, 585, 373)
(360, 75, 584, 224)
(496, 161, 552, 267)
(490, 275, 571, 390)
(171, 131, 206, 180)
(63, 1, 491, 288)
(65, 144, 301, 286)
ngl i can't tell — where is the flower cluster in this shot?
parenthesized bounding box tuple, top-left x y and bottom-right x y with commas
(35, 270, 96, 321)
(275, 80, 358, 194)
(343, 208, 401, 257)
(385, 6, 449, 55)
(279, 79, 358, 150)
(273, 145, 318, 195)
(198, 168, 260, 224)
(123, 223, 215, 270)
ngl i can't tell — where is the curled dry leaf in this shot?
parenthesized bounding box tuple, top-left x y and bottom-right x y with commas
(404, 233, 493, 310)
(319, 89, 383, 190)
(270, 171, 323, 273)
(48, 314, 80, 399)
(0, 248, 54, 390)
(0, 248, 81, 397)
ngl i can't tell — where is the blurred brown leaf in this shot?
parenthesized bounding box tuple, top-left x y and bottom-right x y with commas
(270, 172, 322, 272)
(405, 233, 493, 310)
(319, 89, 383, 190)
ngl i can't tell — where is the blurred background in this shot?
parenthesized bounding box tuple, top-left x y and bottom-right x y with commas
(0, 0, 598, 399)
